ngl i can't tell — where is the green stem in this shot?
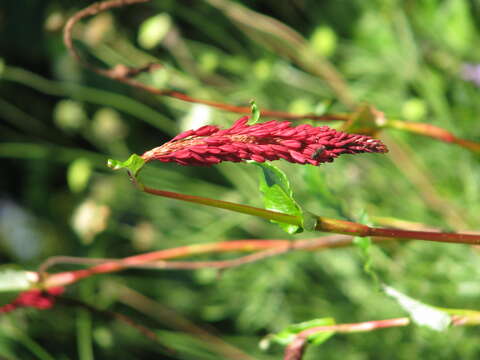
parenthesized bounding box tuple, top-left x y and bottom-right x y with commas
(142, 184, 302, 226)
(139, 183, 480, 245)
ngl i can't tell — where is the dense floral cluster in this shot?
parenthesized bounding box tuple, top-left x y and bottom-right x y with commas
(142, 117, 388, 166)
(0, 287, 64, 313)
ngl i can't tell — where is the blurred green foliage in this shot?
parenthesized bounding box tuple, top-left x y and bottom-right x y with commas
(0, 0, 479, 359)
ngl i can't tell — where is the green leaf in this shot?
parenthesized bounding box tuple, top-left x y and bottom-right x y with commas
(107, 154, 145, 177)
(383, 285, 451, 331)
(0, 268, 36, 307)
(253, 162, 303, 234)
(353, 235, 371, 253)
(249, 99, 260, 125)
(263, 317, 336, 349)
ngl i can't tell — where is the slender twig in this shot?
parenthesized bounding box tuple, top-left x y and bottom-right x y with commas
(314, 216, 480, 244)
(42, 236, 359, 287)
(39, 235, 356, 273)
(63, 0, 347, 122)
(141, 184, 300, 225)
(137, 183, 480, 245)
(40, 205, 480, 289)
(283, 313, 480, 360)
(284, 318, 410, 360)
(387, 120, 480, 154)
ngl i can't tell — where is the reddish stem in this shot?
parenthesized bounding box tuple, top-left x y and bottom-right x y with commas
(63, 0, 347, 122)
(42, 235, 382, 288)
(284, 313, 480, 360)
(315, 217, 480, 244)
(139, 184, 480, 245)
(387, 120, 480, 154)
(43, 239, 292, 288)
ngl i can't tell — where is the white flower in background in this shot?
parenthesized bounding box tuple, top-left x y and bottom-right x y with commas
(71, 199, 110, 244)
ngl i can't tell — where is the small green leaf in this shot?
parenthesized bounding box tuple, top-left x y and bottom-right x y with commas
(383, 285, 451, 331)
(107, 154, 145, 177)
(263, 317, 336, 349)
(0, 268, 36, 306)
(249, 100, 260, 125)
(253, 162, 303, 234)
(353, 236, 371, 252)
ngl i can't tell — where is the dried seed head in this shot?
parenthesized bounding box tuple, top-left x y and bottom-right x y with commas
(142, 116, 388, 166)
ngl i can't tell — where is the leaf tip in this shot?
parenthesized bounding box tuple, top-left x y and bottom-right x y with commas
(249, 99, 261, 124)
(107, 158, 121, 170)
(106, 154, 145, 176)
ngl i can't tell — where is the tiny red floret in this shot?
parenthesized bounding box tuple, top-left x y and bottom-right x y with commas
(0, 287, 64, 313)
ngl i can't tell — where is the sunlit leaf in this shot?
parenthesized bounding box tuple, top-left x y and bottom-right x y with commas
(107, 154, 145, 177)
(249, 99, 260, 125)
(262, 317, 336, 349)
(384, 285, 451, 331)
(253, 162, 303, 234)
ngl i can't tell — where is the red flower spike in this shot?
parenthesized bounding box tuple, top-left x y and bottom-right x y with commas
(0, 287, 64, 313)
(142, 116, 388, 166)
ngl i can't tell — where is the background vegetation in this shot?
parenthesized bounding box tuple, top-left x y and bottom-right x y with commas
(0, 0, 479, 359)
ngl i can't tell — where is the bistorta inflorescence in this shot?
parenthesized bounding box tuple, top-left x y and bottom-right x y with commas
(141, 116, 388, 166)
(0, 287, 64, 313)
